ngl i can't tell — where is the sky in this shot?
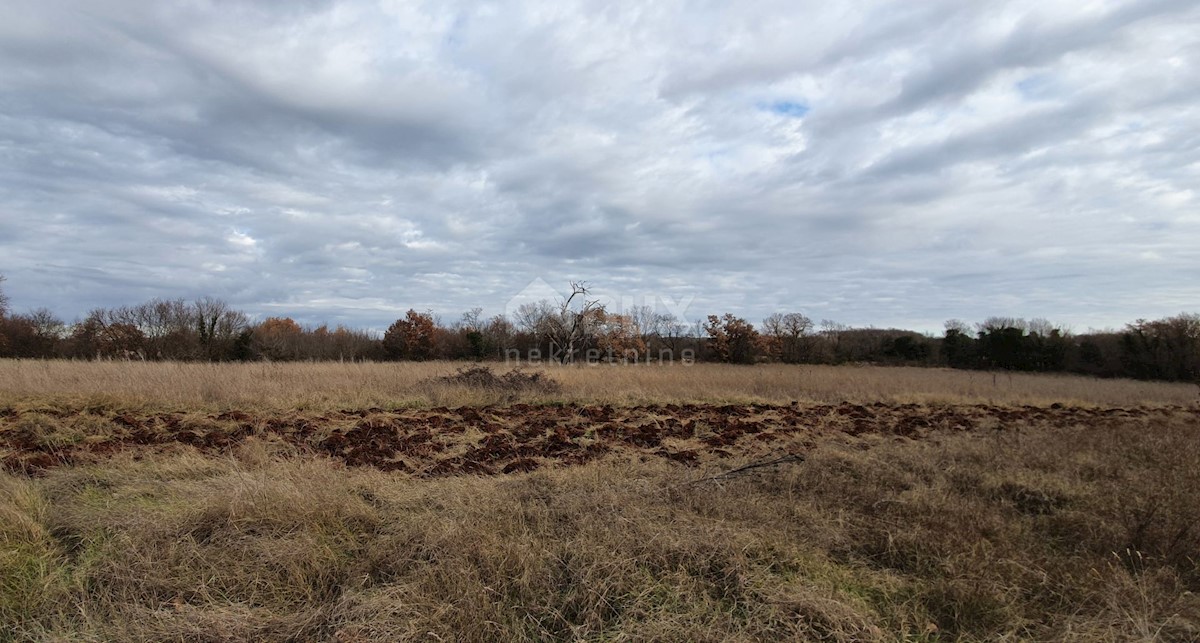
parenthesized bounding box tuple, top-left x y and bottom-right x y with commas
(1, 0, 1198, 334)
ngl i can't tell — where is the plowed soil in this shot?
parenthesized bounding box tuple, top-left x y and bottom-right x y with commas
(3, 402, 1197, 477)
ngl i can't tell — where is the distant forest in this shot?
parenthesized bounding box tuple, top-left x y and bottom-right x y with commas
(0, 276, 1197, 383)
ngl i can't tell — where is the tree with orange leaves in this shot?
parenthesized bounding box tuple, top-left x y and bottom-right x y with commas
(594, 312, 648, 363)
(383, 309, 436, 360)
(254, 316, 303, 360)
(704, 313, 760, 364)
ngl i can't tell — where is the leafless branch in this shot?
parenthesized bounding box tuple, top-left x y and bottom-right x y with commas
(680, 453, 806, 487)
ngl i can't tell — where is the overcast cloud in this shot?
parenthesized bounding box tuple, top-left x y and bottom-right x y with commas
(1, 0, 1197, 333)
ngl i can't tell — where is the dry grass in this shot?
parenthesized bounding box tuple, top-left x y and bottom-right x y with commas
(2, 413, 1198, 641)
(2, 360, 1197, 640)
(1, 359, 1195, 410)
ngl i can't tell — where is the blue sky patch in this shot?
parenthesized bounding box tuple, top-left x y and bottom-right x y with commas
(1015, 74, 1054, 100)
(762, 100, 810, 118)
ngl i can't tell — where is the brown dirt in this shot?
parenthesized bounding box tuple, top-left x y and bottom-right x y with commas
(3, 402, 1197, 478)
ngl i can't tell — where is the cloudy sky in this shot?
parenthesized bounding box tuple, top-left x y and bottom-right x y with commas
(1, 0, 1197, 333)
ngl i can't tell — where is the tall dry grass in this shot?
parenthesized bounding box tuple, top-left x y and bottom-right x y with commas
(3, 359, 1197, 639)
(3, 412, 1198, 641)
(1, 359, 1195, 410)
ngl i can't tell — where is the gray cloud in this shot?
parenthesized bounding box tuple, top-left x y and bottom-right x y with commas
(1, 0, 1197, 334)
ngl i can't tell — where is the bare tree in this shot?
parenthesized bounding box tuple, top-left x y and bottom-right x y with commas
(25, 308, 65, 339)
(485, 314, 515, 357)
(762, 312, 815, 363)
(70, 308, 147, 359)
(513, 300, 556, 334)
(130, 298, 195, 359)
(460, 307, 485, 333)
(194, 297, 249, 360)
(820, 319, 846, 355)
(0, 275, 7, 355)
(979, 317, 1026, 333)
(626, 304, 658, 342)
(0, 274, 9, 318)
(509, 283, 605, 363)
(545, 281, 604, 363)
(788, 315, 813, 357)
(944, 319, 972, 335)
(1027, 318, 1063, 338)
(657, 312, 689, 355)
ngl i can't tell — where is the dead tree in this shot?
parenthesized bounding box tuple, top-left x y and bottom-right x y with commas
(544, 281, 604, 363)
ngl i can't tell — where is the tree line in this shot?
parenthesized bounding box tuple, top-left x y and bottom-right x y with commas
(0, 276, 1196, 383)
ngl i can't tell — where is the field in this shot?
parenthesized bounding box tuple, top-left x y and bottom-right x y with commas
(2, 360, 1197, 409)
(2, 361, 1199, 641)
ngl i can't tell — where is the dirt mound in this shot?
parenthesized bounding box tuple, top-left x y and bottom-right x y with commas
(432, 366, 561, 394)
